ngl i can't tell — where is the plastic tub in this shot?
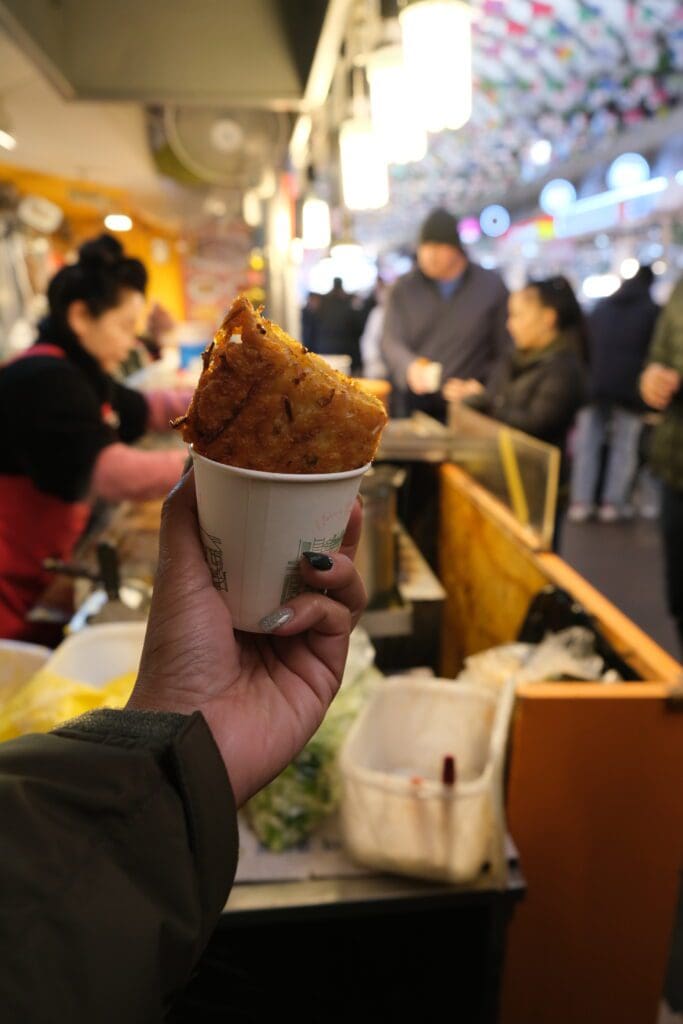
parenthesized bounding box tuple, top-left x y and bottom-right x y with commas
(339, 677, 515, 883)
(44, 622, 146, 688)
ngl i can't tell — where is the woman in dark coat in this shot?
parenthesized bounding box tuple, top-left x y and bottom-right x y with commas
(444, 275, 585, 448)
(443, 276, 586, 547)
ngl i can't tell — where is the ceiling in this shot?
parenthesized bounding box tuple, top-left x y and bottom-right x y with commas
(355, 0, 683, 246)
(0, 0, 331, 107)
(0, 0, 348, 227)
(0, 0, 681, 247)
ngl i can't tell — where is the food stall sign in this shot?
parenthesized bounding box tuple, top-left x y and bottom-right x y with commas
(554, 176, 669, 238)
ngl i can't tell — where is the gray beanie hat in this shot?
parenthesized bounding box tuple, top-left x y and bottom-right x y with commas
(419, 208, 463, 249)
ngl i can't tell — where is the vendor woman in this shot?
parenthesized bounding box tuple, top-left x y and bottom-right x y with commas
(0, 234, 191, 641)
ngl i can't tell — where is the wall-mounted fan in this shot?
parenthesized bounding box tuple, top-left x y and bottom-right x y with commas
(161, 106, 291, 189)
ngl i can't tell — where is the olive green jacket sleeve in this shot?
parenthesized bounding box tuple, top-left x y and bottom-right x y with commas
(646, 279, 683, 488)
(0, 709, 238, 1024)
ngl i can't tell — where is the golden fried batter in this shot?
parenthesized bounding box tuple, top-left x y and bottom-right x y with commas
(174, 296, 387, 473)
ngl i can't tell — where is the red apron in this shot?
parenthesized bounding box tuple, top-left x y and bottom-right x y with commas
(0, 345, 91, 641)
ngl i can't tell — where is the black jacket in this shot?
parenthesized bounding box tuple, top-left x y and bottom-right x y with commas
(587, 280, 658, 409)
(467, 337, 585, 452)
(0, 320, 149, 502)
(311, 289, 361, 368)
(0, 709, 238, 1023)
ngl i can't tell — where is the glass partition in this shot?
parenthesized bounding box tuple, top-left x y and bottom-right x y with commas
(447, 404, 560, 549)
(377, 407, 560, 550)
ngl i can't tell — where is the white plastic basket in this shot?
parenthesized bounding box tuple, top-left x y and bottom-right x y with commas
(44, 623, 147, 688)
(339, 676, 515, 884)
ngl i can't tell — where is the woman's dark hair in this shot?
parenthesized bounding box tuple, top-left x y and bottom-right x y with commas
(526, 275, 589, 362)
(47, 234, 147, 332)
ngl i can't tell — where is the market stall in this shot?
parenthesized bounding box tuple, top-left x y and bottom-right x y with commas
(440, 461, 683, 1024)
(3, 389, 680, 1023)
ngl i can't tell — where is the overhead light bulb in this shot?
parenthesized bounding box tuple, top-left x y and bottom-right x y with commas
(539, 178, 576, 215)
(607, 152, 650, 190)
(582, 273, 620, 300)
(479, 204, 510, 238)
(242, 189, 262, 227)
(302, 196, 331, 249)
(620, 257, 640, 280)
(339, 118, 389, 211)
(0, 128, 16, 151)
(529, 139, 553, 167)
(104, 214, 133, 232)
(400, 1, 472, 133)
(366, 45, 427, 165)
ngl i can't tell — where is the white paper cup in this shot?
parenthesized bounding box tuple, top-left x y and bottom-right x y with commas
(422, 361, 443, 393)
(191, 449, 370, 632)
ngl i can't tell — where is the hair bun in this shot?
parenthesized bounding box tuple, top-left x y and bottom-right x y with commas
(78, 233, 124, 269)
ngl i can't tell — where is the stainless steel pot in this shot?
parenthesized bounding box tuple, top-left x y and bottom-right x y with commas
(356, 465, 406, 607)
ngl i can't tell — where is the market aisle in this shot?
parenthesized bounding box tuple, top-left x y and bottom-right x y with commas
(560, 517, 680, 661)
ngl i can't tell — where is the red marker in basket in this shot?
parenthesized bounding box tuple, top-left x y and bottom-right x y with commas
(442, 754, 457, 787)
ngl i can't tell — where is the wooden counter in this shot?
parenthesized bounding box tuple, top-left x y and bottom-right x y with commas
(440, 463, 683, 1024)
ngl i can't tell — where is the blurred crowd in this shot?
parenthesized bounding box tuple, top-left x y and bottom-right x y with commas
(301, 207, 683, 649)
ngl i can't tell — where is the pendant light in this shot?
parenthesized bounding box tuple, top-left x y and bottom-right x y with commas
(302, 196, 331, 249)
(302, 163, 331, 250)
(338, 62, 389, 212)
(366, 44, 427, 165)
(339, 115, 389, 210)
(399, 0, 473, 133)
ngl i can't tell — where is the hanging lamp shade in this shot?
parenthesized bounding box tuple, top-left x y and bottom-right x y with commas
(399, 0, 473, 133)
(366, 45, 427, 165)
(302, 196, 331, 249)
(339, 117, 390, 211)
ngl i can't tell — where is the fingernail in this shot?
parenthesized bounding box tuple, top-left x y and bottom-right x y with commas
(259, 607, 294, 633)
(302, 551, 333, 571)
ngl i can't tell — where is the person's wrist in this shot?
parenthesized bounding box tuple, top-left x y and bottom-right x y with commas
(126, 677, 204, 719)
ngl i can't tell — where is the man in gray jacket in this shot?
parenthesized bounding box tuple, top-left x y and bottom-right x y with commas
(381, 207, 511, 420)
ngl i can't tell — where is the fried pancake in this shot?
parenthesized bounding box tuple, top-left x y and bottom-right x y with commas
(174, 296, 387, 473)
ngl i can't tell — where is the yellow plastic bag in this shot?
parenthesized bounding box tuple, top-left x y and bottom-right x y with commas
(0, 670, 136, 742)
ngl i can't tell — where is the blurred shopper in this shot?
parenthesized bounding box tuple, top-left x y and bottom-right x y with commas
(301, 291, 321, 352)
(640, 276, 683, 651)
(447, 276, 586, 547)
(310, 277, 361, 372)
(568, 266, 659, 523)
(359, 278, 388, 379)
(381, 208, 510, 421)
(0, 234, 190, 642)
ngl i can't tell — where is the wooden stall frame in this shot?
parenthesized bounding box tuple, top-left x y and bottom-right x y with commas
(439, 463, 683, 1024)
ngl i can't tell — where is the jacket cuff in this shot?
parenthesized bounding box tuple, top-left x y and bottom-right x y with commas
(55, 708, 239, 918)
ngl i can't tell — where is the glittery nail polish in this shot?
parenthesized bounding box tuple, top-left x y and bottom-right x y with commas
(302, 551, 333, 571)
(259, 607, 295, 633)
